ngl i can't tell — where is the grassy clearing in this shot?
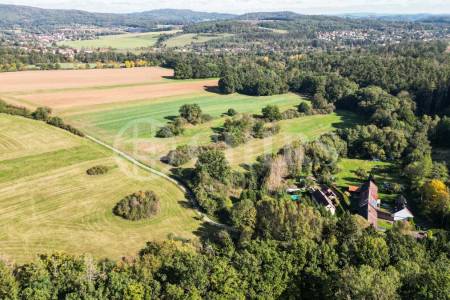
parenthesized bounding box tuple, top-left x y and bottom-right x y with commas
(226, 111, 358, 168)
(0, 115, 201, 263)
(258, 27, 289, 34)
(63, 90, 360, 172)
(64, 92, 303, 141)
(63, 92, 303, 170)
(58, 31, 178, 50)
(335, 158, 404, 206)
(163, 33, 233, 48)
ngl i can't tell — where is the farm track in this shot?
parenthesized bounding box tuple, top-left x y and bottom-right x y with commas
(85, 135, 229, 229)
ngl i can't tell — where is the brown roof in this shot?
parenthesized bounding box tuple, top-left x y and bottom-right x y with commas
(312, 189, 335, 208)
(358, 180, 379, 227)
(348, 185, 359, 192)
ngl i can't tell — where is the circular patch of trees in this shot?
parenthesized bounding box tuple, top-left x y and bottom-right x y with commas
(86, 165, 109, 176)
(113, 191, 160, 221)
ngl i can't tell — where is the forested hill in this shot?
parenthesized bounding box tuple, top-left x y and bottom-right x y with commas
(237, 11, 302, 20)
(0, 4, 235, 28)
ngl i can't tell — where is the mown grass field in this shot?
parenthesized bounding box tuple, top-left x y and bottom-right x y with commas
(335, 158, 404, 206)
(0, 114, 201, 263)
(58, 31, 178, 50)
(163, 33, 233, 48)
(62, 89, 359, 171)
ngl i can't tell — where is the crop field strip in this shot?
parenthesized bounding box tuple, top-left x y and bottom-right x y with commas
(0, 67, 173, 94)
(0, 115, 201, 263)
(58, 30, 180, 50)
(163, 33, 234, 48)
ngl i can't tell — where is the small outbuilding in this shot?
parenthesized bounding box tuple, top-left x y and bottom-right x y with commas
(312, 187, 336, 215)
(392, 196, 414, 221)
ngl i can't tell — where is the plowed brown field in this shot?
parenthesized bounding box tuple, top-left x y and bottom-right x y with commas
(0, 67, 218, 111)
(0, 67, 173, 93)
(20, 79, 218, 110)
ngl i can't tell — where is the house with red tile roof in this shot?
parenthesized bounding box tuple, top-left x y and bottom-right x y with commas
(357, 179, 380, 227)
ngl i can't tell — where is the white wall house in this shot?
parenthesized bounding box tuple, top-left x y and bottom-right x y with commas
(393, 207, 414, 221)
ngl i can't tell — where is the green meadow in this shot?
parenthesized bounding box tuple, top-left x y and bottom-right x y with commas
(163, 33, 233, 48)
(335, 158, 404, 206)
(63, 91, 359, 172)
(0, 114, 201, 263)
(59, 31, 177, 50)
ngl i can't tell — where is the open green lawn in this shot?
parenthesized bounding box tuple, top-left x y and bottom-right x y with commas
(64, 92, 303, 141)
(58, 31, 178, 50)
(336, 158, 404, 207)
(163, 33, 233, 48)
(0, 114, 201, 263)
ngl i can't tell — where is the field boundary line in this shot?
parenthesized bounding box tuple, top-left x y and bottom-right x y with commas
(85, 135, 228, 229)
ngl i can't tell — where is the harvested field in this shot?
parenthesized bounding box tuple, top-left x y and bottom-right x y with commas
(0, 67, 173, 93)
(0, 115, 201, 263)
(18, 79, 218, 110)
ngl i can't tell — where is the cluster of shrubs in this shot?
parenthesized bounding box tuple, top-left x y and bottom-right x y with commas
(280, 101, 331, 120)
(219, 106, 284, 147)
(0, 102, 84, 137)
(46, 115, 84, 137)
(0, 100, 30, 116)
(156, 117, 186, 138)
(219, 114, 281, 147)
(162, 102, 322, 164)
(113, 191, 160, 221)
(156, 104, 213, 138)
(163, 143, 226, 167)
(86, 165, 109, 176)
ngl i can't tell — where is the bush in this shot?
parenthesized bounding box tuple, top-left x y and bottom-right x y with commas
(281, 109, 301, 120)
(227, 108, 237, 116)
(63, 124, 84, 137)
(201, 114, 213, 123)
(252, 121, 280, 139)
(179, 104, 202, 125)
(86, 165, 109, 176)
(113, 191, 160, 221)
(298, 102, 312, 114)
(164, 145, 199, 166)
(262, 105, 282, 121)
(47, 116, 64, 127)
(156, 126, 175, 138)
(0, 100, 31, 117)
(32, 107, 52, 121)
(171, 117, 186, 135)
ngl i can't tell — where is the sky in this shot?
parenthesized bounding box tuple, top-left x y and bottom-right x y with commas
(1, 0, 450, 15)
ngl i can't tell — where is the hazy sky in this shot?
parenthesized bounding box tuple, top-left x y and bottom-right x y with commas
(1, 0, 450, 14)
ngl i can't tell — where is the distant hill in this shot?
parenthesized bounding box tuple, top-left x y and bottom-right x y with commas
(237, 11, 302, 21)
(129, 9, 235, 23)
(340, 13, 450, 23)
(0, 4, 235, 29)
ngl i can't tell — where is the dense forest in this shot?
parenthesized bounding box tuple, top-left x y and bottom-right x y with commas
(0, 212, 448, 299)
